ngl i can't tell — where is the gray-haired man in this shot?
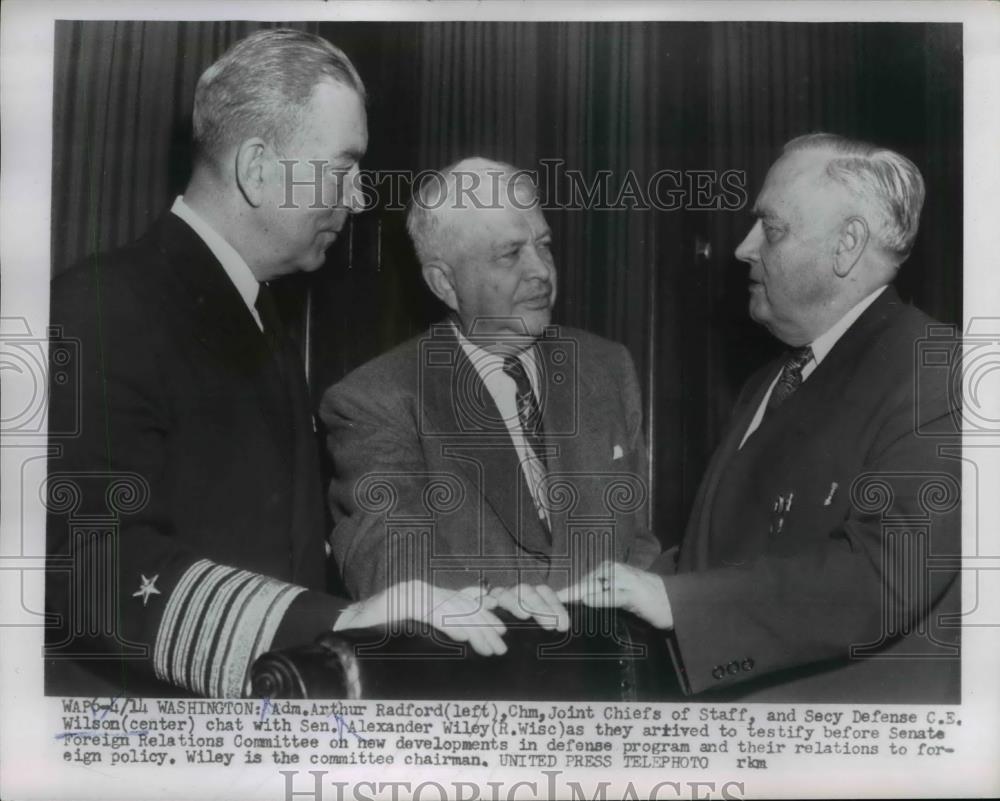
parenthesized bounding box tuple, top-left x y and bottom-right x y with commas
(323, 157, 661, 617)
(560, 134, 961, 703)
(47, 31, 510, 699)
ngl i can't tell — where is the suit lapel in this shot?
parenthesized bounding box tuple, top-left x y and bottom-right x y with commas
(536, 331, 585, 467)
(536, 331, 589, 559)
(684, 286, 907, 570)
(153, 214, 294, 459)
(681, 370, 773, 569)
(419, 324, 551, 557)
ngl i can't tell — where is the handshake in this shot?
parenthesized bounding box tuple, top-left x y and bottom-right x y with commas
(331, 561, 674, 656)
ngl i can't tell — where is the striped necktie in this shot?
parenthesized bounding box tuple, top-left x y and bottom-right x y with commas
(502, 354, 547, 465)
(766, 345, 814, 414)
(503, 353, 550, 530)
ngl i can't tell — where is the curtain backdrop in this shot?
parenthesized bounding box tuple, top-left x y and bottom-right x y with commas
(51, 21, 963, 547)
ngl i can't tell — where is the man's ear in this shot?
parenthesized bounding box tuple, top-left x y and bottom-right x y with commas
(234, 138, 269, 208)
(422, 261, 460, 313)
(834, 216, 870, 277)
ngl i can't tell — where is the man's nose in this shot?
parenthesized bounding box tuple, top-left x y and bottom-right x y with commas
(523, 245, 553, 282)
(734, 220, 761, 264)
(339, 166, 366, 214)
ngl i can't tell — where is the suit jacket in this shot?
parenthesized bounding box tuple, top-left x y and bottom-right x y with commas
(657, 286, 961, 702)
(46, 213, 346, 697)
(322, 323, 661, 599)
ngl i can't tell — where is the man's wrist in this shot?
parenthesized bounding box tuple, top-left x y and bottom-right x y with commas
(639, 571, 673, 629)
(332, 601, 365, 632)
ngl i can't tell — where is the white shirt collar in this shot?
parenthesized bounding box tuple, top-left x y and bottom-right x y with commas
(738, 284, 888, 450)
(170, 196, 262, 326)
(809, 285, 888, 367)
(452, 322, 540, 397)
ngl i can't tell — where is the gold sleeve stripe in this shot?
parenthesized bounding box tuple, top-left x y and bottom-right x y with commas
(153, 559, 213, 676)
(153, 559, 305, 697)
(168, 563, 238, 685)
(193, 569, 257, 694)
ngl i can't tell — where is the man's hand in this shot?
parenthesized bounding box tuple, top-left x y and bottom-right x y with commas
(557, 560, 674, 630)
(332, 581, 509, 656)
(465, 583, 570, 632)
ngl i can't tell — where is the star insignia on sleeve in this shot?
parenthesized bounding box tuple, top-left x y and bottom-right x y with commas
(133, 573, 162, 606)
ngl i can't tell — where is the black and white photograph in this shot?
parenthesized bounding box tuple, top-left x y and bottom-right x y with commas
(1, 1, 998, 799)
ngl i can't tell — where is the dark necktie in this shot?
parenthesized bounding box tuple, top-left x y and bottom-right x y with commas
(766, 345, 814, 414)
(253, 282, 301, 449)
(254, 281, 294, 397)
(254, 282, 282, 347)
(502, 353, 547, 465)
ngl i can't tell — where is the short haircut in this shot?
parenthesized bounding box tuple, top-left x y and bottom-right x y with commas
(783, 133, 925, 261)
(192, 28, 365, 163)
(406, 157, 539, 266)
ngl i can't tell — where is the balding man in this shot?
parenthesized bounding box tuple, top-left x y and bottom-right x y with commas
(47, 31, 510, 699)
(561, 134, 961, 702)
(322, 158, 661, 612)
